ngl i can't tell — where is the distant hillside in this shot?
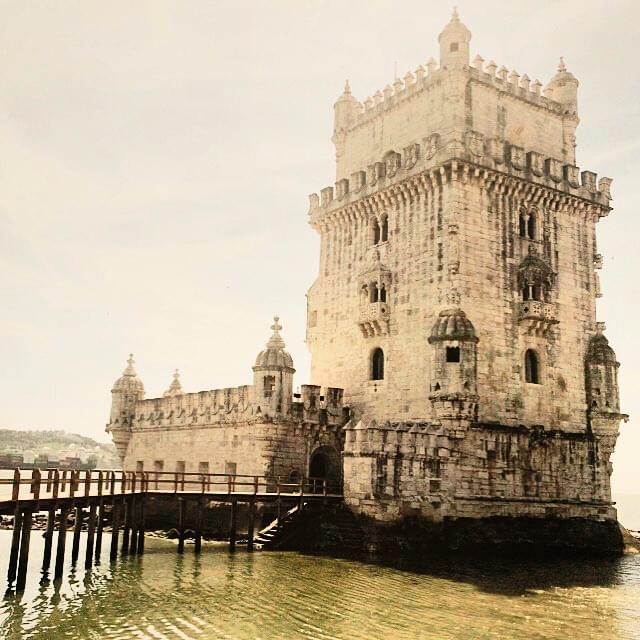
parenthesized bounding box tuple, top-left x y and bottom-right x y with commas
(0, 429, 119, 467)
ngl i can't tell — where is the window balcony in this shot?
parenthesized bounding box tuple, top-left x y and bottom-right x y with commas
(517, 300, 558, 335)
(358, 302, 390, 337)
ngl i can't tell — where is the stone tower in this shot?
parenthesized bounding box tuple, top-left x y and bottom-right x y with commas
(253, 317, 295, 417)
(108, 354, 145, 459)
(307, 11, 627, 541)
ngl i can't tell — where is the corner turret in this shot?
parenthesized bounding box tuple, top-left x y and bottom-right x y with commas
(438, 8, 471, 71)
(253, 316, 295, 417)
(428, 307, 479, 421)
(332, 80, 360, 168)
(544, 57, 579, 162)
(163, 369, 183, 397)
(107, 354, 144, 460)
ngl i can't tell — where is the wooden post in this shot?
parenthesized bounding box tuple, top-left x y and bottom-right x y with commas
(7, 509, 23, 587)
(298, 477, 304, 510)
(31, 468, 41, 502)
(85, 502, 97, 569)
(276, 478, 282, 525)
(46, 469, 53, 493)
(16, 510, 33, 592)
(136, 496, 145, 555)
(128, 496, 138, 555)
(177, 498, 185, 554)
(121, 498, 131, 556)
(110, 499, 120, 561)
(194, 497, 203, 554)
(60, 469, 67, 494)
(71, 506, 82, 564)
(11, 468, 20, 501)
(54, 506, 70, 580)
(95, 499, 105, 563)
(52, 469, 60, 500)
(42, 507, 56, 573)
(247, 498, 255, 551)
(229, 499, 237, 551)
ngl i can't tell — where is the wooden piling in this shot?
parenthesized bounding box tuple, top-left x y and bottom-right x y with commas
(7, 509, 23, 587)
(121, 497, 131, 556)
(128, 496, 138, 555)
(16, 510, 33, 592)
(194, 497, 203, 554)
(85, 503, 97, 569)
(136, 496, 145, 555)
(229, 499, 237, 551)
(95, 499, 105, 563)
(54, 506, 70, 580)
(247, 499, 256, 551)
(177, 498, 185, 554)
(42, 507, 56, 572)
(71, 506, 83, 564)
(110, 499, 120, 561)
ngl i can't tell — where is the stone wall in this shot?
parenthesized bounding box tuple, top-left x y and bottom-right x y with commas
(343, 419, 617, 524)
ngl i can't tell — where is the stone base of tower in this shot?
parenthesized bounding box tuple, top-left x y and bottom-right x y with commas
(289, 502, 624, 558)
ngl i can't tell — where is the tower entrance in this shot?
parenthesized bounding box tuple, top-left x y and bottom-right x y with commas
(308, 446, 342, 492)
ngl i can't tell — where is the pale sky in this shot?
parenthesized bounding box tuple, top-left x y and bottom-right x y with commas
(1, 1, 638, 495)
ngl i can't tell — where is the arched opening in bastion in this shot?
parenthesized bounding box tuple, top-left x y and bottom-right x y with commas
(309, 446, 342, 491)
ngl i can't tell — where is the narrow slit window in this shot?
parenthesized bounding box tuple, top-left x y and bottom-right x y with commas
(372, 348, 384, 380)
(525, 349, 540, 384)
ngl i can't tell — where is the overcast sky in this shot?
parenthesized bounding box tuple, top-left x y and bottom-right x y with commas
(1, 1, 638, 495)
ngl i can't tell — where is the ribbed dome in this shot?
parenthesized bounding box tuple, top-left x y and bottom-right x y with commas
(428, 308, 478, 343)
(112, 354, 145, 394)
(586, 333, 618, 365)
(253, 317, 295, 371)
(438, 8, 471, 43)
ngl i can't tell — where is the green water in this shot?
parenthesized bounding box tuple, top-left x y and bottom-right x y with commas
(1, 531, 639, 639)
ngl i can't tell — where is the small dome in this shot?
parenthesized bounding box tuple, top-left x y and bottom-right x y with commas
(253, 316, 295, 371)
(438, 8, 471, 43)
(586, 333, 618, 366)
(163, 369, 183, 397)
(429, 308, 478, 343)
(112, 354, 145, 394)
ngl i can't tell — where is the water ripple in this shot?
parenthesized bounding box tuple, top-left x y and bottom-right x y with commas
(1, 532, 639, 639)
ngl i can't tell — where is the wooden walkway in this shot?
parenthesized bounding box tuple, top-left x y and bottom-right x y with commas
(1, 468, 342, 593)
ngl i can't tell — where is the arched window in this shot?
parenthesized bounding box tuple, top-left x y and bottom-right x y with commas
(524, 349, 540, 384)
(372, 348, 384, 380)
(370, 282, 379, 303)
(380, 284, 387, 303)
(372, 219, 381, 245)
(519, 213, 527, 238)
(446, 346, 460, 363)
(527, 212, 536, 240)
(381, 216, 389, 242)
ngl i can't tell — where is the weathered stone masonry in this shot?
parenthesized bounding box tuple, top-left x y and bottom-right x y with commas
(107, 10, 628, 550)
(307, 10, 627, 533)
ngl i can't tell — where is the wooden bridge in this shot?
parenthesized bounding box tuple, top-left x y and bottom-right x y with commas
(1, 468, 343, 593)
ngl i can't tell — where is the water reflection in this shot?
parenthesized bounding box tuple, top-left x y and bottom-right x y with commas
(1, 530, 639, 639)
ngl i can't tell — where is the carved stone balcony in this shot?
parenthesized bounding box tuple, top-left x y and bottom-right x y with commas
(518, 300, 559, 335)
(358, 302, 390, 337)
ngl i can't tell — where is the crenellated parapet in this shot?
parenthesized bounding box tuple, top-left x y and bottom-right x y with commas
(309, 152, 611, 234)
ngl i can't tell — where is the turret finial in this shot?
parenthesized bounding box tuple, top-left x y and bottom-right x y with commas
(163, 368, 183, 397)
(452, 6, 459, 21)
(123, 354, 137, 376)
(267, 316, 285, 349)
(558, 56, 566, 73)
(344, 79, 351, 94)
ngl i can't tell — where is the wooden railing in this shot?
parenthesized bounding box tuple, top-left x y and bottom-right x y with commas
(0, 468, 342, 504)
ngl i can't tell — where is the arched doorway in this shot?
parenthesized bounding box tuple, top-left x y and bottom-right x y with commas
(308, 445, 342, 493)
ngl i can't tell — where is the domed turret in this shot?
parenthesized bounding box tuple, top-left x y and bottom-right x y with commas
(253, 317, 295, 416)
(429, 308, 479, 343)
(586, 327, 620, 414)
(438, 8, 471, 71)
(110, 354, 144, 421)
(107, 354, 145, 462)
(428, 307, 478, 422)
(163, 369, 183, 397)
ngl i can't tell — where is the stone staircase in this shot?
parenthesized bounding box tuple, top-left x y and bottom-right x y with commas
(254, 504, 303, 550)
